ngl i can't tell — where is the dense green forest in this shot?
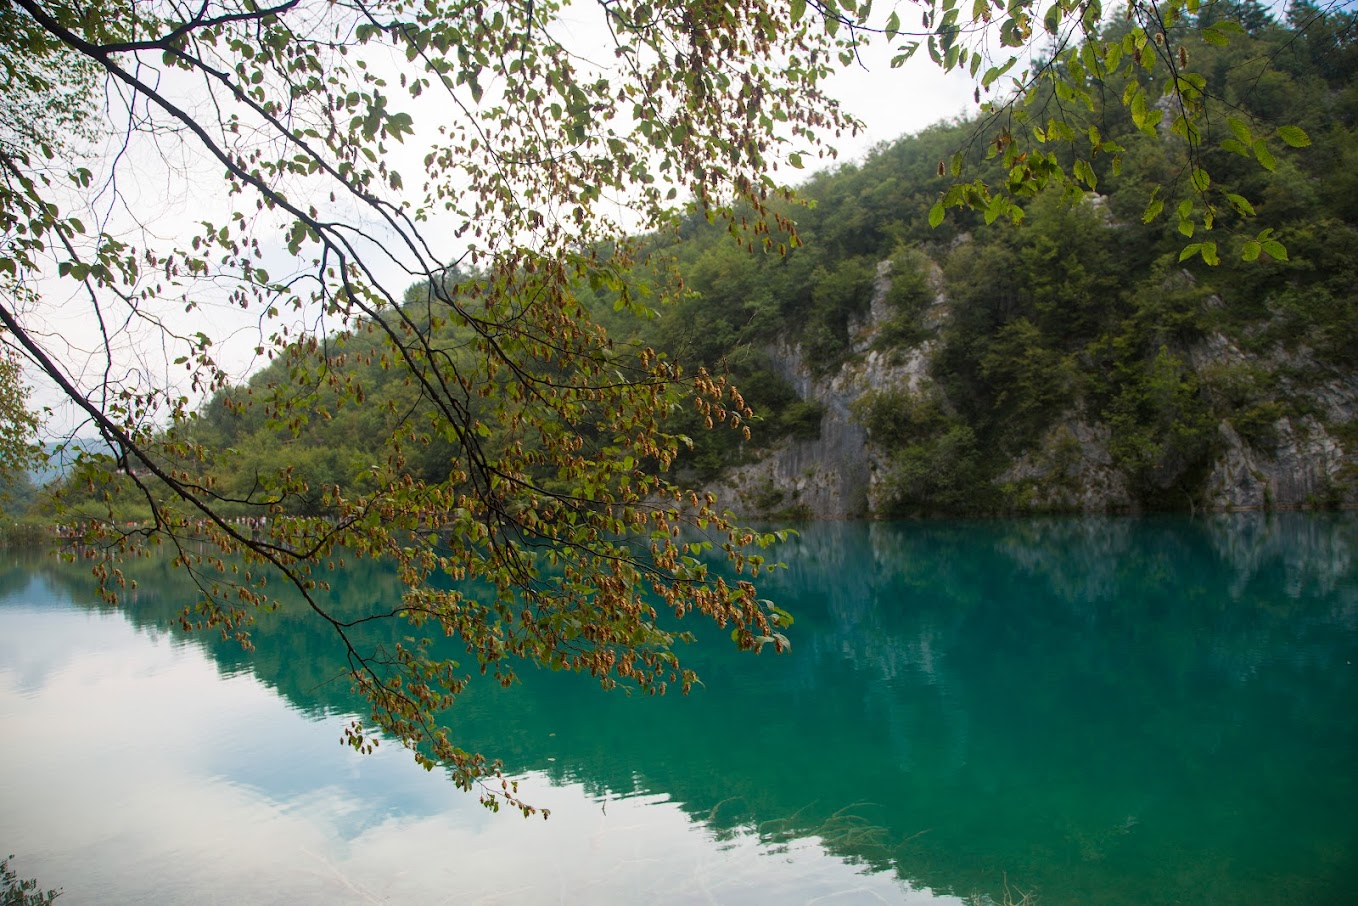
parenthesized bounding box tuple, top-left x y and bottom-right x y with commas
(627, 0, 1358, 515)
(34, 0, 1358, 523)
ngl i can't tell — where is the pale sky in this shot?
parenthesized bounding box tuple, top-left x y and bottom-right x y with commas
(814, 45, 980, 161)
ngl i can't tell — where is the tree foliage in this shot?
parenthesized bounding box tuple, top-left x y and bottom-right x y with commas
(0, 0, 1336, 806)
(0, 855, 60, 906)
(0, 350, 41, 501)
(921, 0, 1326, 263)
(606, 3, 1353, 513)
(0, 0, 861, 810)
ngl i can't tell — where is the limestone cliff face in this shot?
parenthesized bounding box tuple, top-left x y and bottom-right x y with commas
(706, 259, 945, 518)
(706, 259, 1358, 519)
(1200, 367, 1358, 510)
(1002, 331, 1358, 513)
(997, 419, 1136, 512)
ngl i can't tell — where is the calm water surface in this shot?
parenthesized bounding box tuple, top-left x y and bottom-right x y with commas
(2, 514, 1356, 904)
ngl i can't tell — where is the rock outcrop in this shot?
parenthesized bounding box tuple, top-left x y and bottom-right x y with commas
(706, 260, 1358, 519)
(705, 259, 945, 518)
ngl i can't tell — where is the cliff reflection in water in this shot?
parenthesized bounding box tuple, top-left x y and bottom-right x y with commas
(15, 512, 1358, 905)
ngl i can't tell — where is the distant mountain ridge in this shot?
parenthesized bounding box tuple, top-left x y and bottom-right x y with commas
(28, 436, 118, 486)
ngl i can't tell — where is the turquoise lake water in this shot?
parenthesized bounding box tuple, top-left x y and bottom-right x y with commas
(1, 513, 1355, 904)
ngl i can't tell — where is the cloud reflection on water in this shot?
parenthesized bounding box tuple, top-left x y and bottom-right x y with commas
(0, 598, 952, 905)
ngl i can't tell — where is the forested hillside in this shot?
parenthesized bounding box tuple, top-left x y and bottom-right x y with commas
(613, 0, 1358, 516)
(73, 0, 1354, 522)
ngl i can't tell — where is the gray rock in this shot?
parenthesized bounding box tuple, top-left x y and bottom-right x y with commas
(704, 258, 1358, 518)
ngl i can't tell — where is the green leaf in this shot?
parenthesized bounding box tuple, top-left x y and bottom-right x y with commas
(983, 193, 1006, 225)
(1141, 198, 1164, 223)
(1044, 3, 1062, 34)
(928, 201, 945, 228)
(1276, 125, 1311, 148)
(885, 10, 900, 38)
(1104, 42, 1122, 73)
(1224, 193, 1255, 216)
(1130, 90, 1147, 129)
(1227, 116, 1251, 145)
(1200, 240, 1219, 266)
(790, 0, 806, 23)
(1179, 72, 1207, 93)
(1081, 42, 1099, 80)
(1179, 243, 1202, 262)
(1261, 240, 1288, 260)
(1253, 140, 1277, 172)
(1074, 158, 1097, 190)
(1241, 240, 1262, 261)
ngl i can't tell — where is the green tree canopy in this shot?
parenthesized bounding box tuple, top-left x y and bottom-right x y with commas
(0, 348, 40, 500)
